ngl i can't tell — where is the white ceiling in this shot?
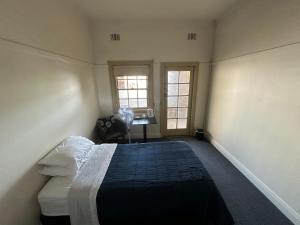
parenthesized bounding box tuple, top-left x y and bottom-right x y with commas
(75, 0, 239, 21)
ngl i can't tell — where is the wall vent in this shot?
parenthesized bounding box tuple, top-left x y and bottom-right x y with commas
(110, 34, 120, 41)
(187, 33, 197, 40)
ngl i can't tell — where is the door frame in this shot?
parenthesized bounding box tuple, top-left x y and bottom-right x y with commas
(160, 62, 199, 137)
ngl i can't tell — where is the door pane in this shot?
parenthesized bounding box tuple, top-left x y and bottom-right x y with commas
(168, 84, 178, 96)
(178, 96, 188, 107)
(178, 84, 189, 95)
(177, 119, 187, 129)
(179, 71, 190, 83)
(167, 108, 177, 118)
(177, 108, 188, 118)
(167, 97, 178, 107)
(164, 68, 192, 134)
(168, 71, 179, 83)
(167, 119, 177, 129)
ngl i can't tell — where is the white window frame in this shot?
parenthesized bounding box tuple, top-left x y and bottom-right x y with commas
(108, 60, 154, 113)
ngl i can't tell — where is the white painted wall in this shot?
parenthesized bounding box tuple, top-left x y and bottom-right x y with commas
(213, 0, 300, 61)
(207, 0, 300, 224)
(0, 1, 99, 225)
(93, 20, 214, 137)
(0, 0, 94, 62)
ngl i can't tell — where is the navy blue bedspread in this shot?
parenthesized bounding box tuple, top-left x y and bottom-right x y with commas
(97, 141, 234, 225)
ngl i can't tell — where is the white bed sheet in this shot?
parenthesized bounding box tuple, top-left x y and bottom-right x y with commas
(38, 176, 72, 216)
(38, 144, 117, 218)
(68, 143, 117, 225)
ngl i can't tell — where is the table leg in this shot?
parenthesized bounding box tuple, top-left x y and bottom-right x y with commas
(143, 124, 147, 142)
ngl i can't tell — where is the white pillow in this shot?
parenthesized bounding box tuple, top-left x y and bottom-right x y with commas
(61, 136, 95, 148)
(39, 165, 77, 177)
(39, 144, 92, 170)
(38, 136, 94, 170)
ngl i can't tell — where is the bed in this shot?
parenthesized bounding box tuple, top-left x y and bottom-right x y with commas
(38, 141, 234, 225)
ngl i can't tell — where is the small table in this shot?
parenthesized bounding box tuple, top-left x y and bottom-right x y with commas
(132, 117, 157, 143)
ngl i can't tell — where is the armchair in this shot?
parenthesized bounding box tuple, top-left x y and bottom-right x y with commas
(96, 115, 128, 143)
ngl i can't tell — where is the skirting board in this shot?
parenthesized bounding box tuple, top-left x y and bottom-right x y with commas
(206, 134, 300, 225)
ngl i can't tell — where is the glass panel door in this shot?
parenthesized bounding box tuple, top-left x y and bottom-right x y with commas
(162, 65, 195, 136)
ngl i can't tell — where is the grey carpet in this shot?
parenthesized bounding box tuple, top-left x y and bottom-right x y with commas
(123, 137, 293, 225)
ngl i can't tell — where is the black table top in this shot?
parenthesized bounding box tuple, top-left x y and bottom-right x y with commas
(132, 116, 157, 125)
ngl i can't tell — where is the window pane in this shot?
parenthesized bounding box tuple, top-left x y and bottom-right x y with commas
(167, 108, 177, 118)
(138, 80, 147, 89)
(119, 99, 128, 107)
(178, 96, 188, 107)
(177, 119, 187, 129)
(129, 99, 138, 108)
(114, 67, 150, 110)
(168, 84, 178, 96)
(179, 84, 189, 95)
(117, 80, 127, 89)
(178, 108, 188, 118)
(179, 71, 190, 83)
(128, 80, 137, 89)
(167, 97, 177, 107)
(138, 99, 147, 108)
(167, 119, 177, 129)
(128, 90, 137, 98)
(138, 90, 147, 98)
(168, 71, 179, 83)
(118, 90, 128, 98)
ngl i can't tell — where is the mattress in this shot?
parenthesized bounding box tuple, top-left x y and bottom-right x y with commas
(38, 176, 72, 216)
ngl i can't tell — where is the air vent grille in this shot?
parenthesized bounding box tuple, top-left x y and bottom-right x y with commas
(110, 34, 120, 41)
(187, 33, 197, 40)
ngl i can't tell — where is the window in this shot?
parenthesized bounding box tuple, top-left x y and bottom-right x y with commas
(116, 75, 148, 108)
(109, 61, 153, 112)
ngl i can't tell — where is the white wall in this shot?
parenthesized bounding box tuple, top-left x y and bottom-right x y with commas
(93, 20, 214, 137)
(0, 0, 94, 62)
(207, 0, 300, 224)
(0, 1, 99, 225)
